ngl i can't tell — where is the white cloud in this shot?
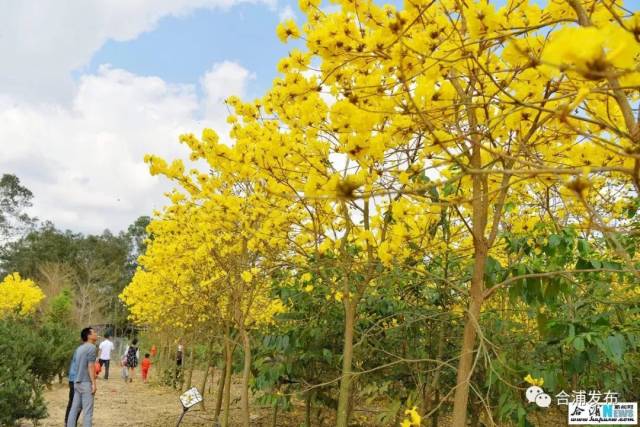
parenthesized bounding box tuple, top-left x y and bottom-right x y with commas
(0, 63, 252, 233)
(278, 5, 296, 21)
(0, 0, 273, 102)
(0, 1, 262, 233)
(201, 61, 255, 121)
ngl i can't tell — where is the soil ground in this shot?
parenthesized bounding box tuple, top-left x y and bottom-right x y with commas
(34, 376, 183, 427)
(23, 369, 567, 427)
(24, 369, 303, 427)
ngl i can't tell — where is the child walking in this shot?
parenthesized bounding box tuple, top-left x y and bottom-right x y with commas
(141, 353, 151, 383)
(120, 352, 129, 381)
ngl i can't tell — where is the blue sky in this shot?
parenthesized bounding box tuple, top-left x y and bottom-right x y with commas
(79, 0, 520, 99)
(77, 2, 297, 100)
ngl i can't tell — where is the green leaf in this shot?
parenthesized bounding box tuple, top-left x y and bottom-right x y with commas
(484, 256, 503, 287)
(569, 323, 576, 339)
(443, 182, 455, 196)
(504, 201, 516, 212)
(543, 279, 561, 302)
(525, 275, 543, 304)
(568, 352, 587, 374)
(606, 334, 626, 364)
(577, 239, 590, 256)
(575, 258, 591, 271)
(517, 406, 527, 427)
(536, 312, 549, 337)
(547, 235, 561, 248)
(625, 198, 639, 218)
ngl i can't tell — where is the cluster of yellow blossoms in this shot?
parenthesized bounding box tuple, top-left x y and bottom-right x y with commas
(0, 273, 44, 317)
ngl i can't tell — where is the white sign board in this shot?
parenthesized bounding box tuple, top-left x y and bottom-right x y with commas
(179, 387, 203, 409)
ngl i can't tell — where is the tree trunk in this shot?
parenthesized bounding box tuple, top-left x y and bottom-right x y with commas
(424, 321, 446, 427)
(450, 85, 490, 426)
(336, 300, 356, 427)
(451, 252, 486, 426)
(451, 188, 488, 426)
(305, 392, 312, 427)
(239, 327, 252, 427)
(199, 340, 215, 410)
(172, 346, 179, 389)
(431, 389, 440, 427)
(209, 361, 217, 395)
(185, 344, 195, 390)
(222, 333, 234, 427)
(214, 360, 227, 422)
(157, 338, 165, 376)
(200, 364, 211, 411)
(469, 398, 481, 427)
(271, 401, 279, 427)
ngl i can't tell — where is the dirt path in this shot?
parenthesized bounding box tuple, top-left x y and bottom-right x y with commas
(27, 376, 567, 427)
(35, 376, 186, 427)
(29, 370, 300, 427)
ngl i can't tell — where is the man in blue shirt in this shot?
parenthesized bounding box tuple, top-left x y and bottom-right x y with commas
(64, 347, 79, 426)
(67, 327, 98, 427)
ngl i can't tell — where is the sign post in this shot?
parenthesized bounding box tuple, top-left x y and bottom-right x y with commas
(176, 387, 203, 427)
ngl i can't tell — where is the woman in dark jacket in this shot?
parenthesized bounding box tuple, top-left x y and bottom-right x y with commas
(126, 338, 139, 382)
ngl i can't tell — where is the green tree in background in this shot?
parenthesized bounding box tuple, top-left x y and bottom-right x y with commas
(0, 174, 35, 242)
(0, 215, 150, 328)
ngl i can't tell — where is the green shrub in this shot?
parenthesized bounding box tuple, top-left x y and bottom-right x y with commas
(0, 317, 49, 426)
(0, 290, 77, 426)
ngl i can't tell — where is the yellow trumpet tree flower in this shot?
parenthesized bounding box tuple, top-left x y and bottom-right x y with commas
(0, 273, 44, 317)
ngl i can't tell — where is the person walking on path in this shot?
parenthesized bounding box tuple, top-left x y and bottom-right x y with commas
(120, 349, 129, 381)
(98, 333, 114, 380)
(64, 345, 80, 426)
(174, 343, 184, 388)
(67, 327, 98, 427)
(141, 353, 151, 383)
(126, 338, 140, 382)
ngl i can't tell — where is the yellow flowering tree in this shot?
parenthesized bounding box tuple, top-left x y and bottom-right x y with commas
(123, 145, 295, 427)
(267, 0, 639, 425)
(126, 0, 639, 425)
(208, 84, 456, 422)
(0, 273, 44, 317)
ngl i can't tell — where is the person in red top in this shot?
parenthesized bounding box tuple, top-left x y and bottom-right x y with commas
(150, 344, 157, 358)
(141, 353, 151, 383)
